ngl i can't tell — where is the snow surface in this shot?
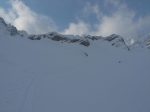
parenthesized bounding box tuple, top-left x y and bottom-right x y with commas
(0, 20, 150, 112)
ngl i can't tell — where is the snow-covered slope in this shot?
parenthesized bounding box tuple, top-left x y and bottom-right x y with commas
(0, 17, 150, 112)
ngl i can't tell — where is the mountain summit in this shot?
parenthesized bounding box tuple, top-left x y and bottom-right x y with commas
(1, 17, 150, 50)
(0, 17, 149, 50)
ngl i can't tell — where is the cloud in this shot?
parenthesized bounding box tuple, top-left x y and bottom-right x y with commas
(63, 21, 91, 35)
(63, 0, 150, 43)
(0, 0, 57, 34)
(94, 3, 137, 37)
(95, 1, 150, 42)
(63, 3, 100, 36)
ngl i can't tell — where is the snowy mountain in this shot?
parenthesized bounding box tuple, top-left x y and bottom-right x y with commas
(0, 17, 150, 112)
(0, 17, 149, 49)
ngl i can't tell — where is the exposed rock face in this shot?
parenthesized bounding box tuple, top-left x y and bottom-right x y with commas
(0, 17, 21, 36)
(0, 17, 7, 27)
(26, 32, 131, 48)
(27, 32, 91, 47)
(0, 17, 7, 34)
(146, 39, 150, 49)
(7, 25, 18, 36)
(0, 17, 149, 50)
(104, 34, 130, 50)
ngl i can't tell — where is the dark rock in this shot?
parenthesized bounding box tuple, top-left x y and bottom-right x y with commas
(36, 36, 41, 40)
(0, 17, 7, 26)
(51, 35, 67, 41)
(80, 40, 90, 47)
(105, 34, 119, 41)
(8, 25, 18, 36)
(105, 34, 130, 50)
(84, 52, 88, 57)
(84, 35, 99, 40)
(28, 35, 36, 40)
(70, 39, 80, 43)
(146, 40, 150, 48)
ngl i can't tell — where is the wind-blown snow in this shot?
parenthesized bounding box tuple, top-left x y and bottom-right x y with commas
(0, 20, 150, 112)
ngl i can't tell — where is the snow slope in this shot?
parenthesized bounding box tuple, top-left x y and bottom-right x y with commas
(0, 17, 150, 112)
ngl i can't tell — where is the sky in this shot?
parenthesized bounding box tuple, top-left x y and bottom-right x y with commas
(0, 0, 150, 42)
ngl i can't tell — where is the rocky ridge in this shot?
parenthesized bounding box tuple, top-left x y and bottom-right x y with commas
(0, 17, 149, 50)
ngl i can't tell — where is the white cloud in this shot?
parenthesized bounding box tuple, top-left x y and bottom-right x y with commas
(63, 0, 150, 43)
(95, 1, 150, 42)
(63, 21, 90, 35)
(62, 3, 99, 36)
(0, 0, 57, 34)
(94, 4, 138, 37)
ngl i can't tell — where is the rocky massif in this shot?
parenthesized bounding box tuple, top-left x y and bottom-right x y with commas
(1, 17, 149, 50)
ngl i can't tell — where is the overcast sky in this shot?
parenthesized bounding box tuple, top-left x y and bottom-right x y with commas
(0, 0, 150, 42)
